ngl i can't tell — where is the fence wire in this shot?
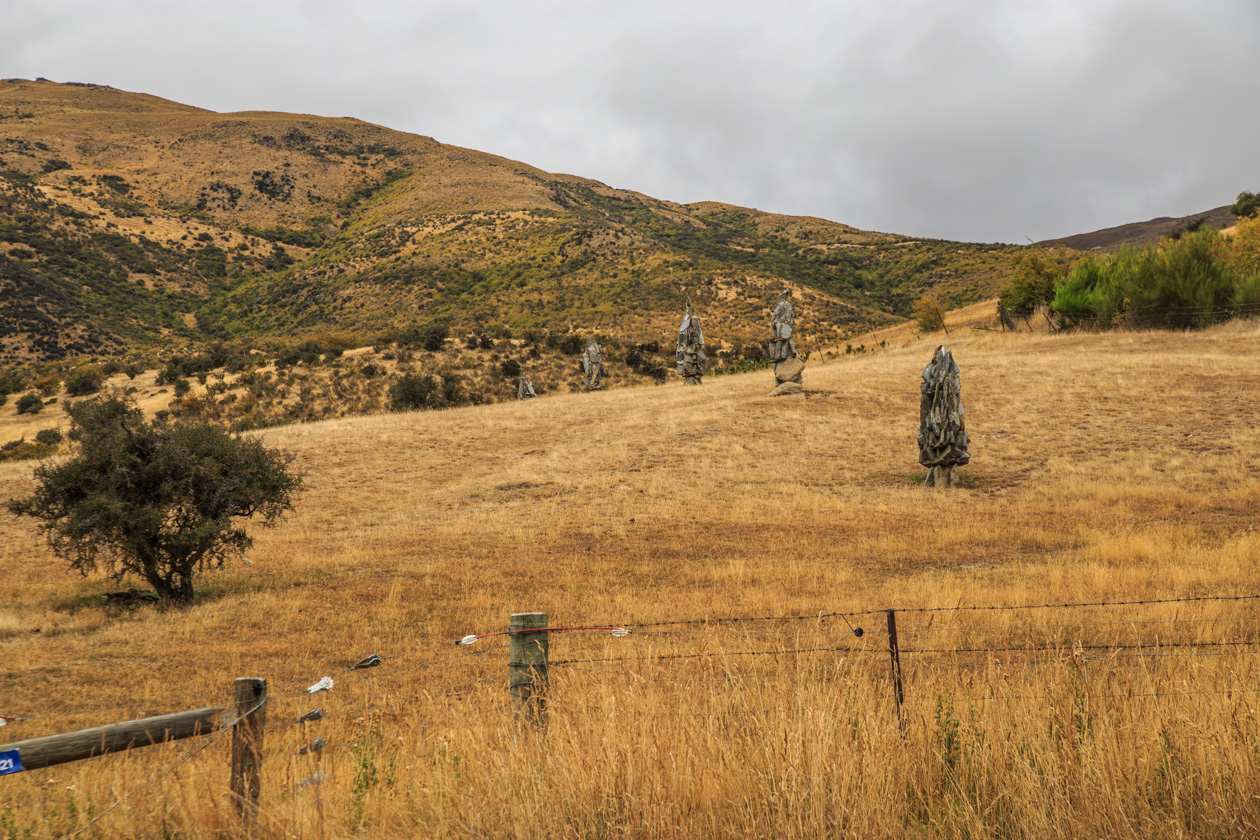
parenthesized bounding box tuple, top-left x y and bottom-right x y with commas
(6, 590, 1259, 831)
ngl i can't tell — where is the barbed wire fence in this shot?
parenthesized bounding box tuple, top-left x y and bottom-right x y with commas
(2, 591, 1257, 829)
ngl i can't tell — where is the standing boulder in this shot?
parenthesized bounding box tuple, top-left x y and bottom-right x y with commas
(516, 374, 538, 400)
(917, 345, 970, 487)
(676, 298, 707, 386)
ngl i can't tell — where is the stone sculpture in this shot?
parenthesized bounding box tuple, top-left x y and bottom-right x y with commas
(917, 345, 970, 487)
(516, 374, 537, 401)
(676, 298, 707, 386)
(581, 339, 605, 390)
(769, 288, 804, 393)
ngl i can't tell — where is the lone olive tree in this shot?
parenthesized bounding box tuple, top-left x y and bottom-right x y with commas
(7, 394, 302, 604)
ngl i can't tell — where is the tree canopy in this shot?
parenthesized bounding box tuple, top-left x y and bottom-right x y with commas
(1231, 191, 1260, 219)
(7, 394, 302, 603)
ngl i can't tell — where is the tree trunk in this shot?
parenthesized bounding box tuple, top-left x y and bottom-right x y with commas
(146, 564, 195, 603)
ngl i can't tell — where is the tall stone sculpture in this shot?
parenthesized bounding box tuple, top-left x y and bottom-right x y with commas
(917, 345, 970, 487)
(769, 288, 804, 391)
(676, 298, 706, 386)
(581, 339, 605, 391)
(516, 374, 537, 401)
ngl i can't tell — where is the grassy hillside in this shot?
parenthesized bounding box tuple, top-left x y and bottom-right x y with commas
(0, 79, 1020, 365)
(3, 323, 1259, 837)
(1038, 205, 1237, 252)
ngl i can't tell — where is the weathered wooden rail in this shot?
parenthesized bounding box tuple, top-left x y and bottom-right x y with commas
(0, 677, 267, 820)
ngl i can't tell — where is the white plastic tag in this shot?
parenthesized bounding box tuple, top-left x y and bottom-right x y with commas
(306, 676, 334, 694)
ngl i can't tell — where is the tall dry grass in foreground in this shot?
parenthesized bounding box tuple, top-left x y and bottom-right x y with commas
(2, 323, 1260, 838)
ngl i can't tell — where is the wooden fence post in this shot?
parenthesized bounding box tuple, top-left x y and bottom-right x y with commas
(886, 610, 906, 731)
(0, 707, 228, 772)
(509, 612, 549, 727)
(230, 677, 267, 819)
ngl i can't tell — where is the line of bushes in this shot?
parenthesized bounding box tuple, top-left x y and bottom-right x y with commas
(1001, 218, 1260, 330)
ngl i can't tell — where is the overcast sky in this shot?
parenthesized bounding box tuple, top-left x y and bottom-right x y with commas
(5, 0, 1258, 243)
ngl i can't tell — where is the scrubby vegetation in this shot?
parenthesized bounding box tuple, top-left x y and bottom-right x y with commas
(1051, 223, 1260, 328)
(0, 82, 1024, 368)
(999, 217, 1260, 331)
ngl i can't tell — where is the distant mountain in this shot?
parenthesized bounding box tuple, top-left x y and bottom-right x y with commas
(0, 80, 1025, 363)
(1037, 206, 1237, 253)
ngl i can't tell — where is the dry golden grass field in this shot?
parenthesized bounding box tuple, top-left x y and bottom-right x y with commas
(2, 323, 1260, 838)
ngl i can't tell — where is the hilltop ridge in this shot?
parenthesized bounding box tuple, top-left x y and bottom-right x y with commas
(0, 79, 1020, 364)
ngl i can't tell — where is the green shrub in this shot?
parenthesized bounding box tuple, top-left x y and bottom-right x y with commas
(0, 438, 55, 462)
(34, 428, 63, 446)
(1001, 251, 1072, 316)
(64, 366, 105, 396)
(556, 334, 584, 355)
(0, 370, 27, 396)
(396, 322, 450, 352)
(240, 224, 326, 248)
(1125, 229, 1234, 328)
(32, 374, 61, 396)
(389, 373, 438, 411)
(1053, 254, 1127, 328)
(1052, 230, 1243, 329)
(1230, 272, 1260, 310)
(16, 393, 43, 414)
(913, 295, 947, 333)
(389, 372, 468, 412)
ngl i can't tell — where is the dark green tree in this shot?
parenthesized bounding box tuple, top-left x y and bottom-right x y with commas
(7, 394, 302, 603)
(1231, 191, 1260, 219)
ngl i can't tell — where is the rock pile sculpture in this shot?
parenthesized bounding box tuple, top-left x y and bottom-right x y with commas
(917, 345, 970, 487)
(769, 289, 804, 394)
(676, 298, 706, 386)
(516, 374, 537, 401)
(581, 339, 605, 390)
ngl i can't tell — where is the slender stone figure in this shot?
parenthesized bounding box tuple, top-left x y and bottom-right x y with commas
(769, 289, 804, 392)
(516, 374, 537, 401)
(581, 339, 605, 391)
(917, 345, 970, 487)
(676, 298, 707, 386)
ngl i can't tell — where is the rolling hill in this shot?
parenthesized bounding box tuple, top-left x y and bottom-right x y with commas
(1037, 205, 1237, 252)
(0, 79, 1021, 365)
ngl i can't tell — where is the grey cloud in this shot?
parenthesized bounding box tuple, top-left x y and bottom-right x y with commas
(3, 0, 1258, 242)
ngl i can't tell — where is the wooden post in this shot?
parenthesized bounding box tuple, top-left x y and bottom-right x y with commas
(885, 610, 906, 731)
(998, 303, 1018, 332)
(0, 707, 228, 772)
(509, 612, 549, 726)
(230, 677, 267, 819)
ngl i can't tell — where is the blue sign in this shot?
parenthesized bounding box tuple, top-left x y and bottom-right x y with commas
(0, 749, 21, 775)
